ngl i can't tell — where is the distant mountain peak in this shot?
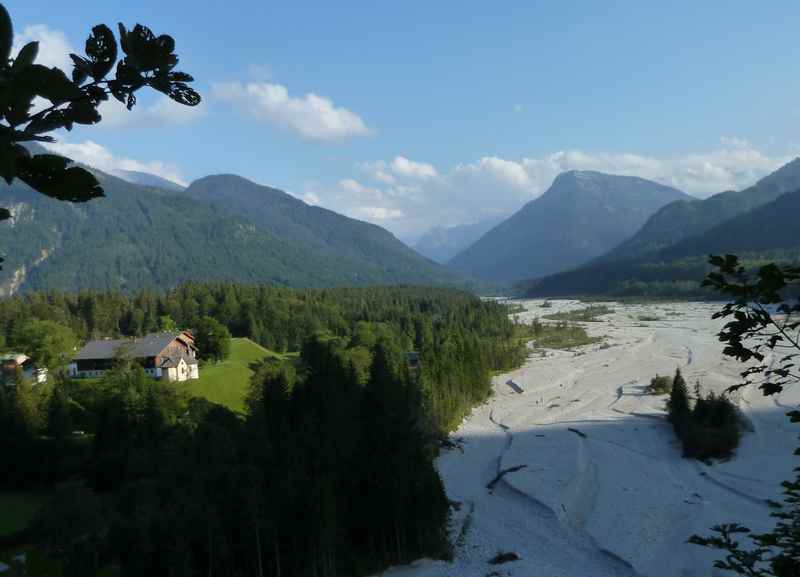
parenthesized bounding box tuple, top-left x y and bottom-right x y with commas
(449, 171, 690, 283)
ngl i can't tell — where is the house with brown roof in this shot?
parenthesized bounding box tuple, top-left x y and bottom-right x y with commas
(68, 331, 199, 382)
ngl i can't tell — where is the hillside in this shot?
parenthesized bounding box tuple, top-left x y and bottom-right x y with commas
(413, 215, 506, 263)
(182, 174, 458, 279)
(605, 157, 800, 260)
(0, 169, 464, 295)
(448, 171, 690, 283)
(524, 160, 800, 297)
(191, 338, 296, 413)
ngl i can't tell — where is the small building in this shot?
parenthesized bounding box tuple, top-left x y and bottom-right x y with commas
(69, 331, 199, 382)
(0, 353, 48, 384)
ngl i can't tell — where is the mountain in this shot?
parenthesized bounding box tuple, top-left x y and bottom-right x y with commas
(524, 159, 800, 297)
(604, 157, 800, 261)
(448, 171, 691, 284)
(0, 169, 465, 295)
(413, 215, 507, 263)
(109, 169, 186, 192)
(179, 174, 471, 282)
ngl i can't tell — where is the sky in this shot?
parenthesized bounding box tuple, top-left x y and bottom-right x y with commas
(9, 1, 800, 241)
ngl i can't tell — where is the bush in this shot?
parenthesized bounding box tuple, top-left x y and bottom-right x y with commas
(664, 369, 743, 460)
(648, 374, 672, 394)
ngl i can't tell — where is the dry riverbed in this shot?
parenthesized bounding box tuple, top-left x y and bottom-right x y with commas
(379, 299, 800, 577)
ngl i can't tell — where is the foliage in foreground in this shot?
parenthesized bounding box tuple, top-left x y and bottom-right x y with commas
(0, 3, 199, 226)
(690, 255, 800, 575)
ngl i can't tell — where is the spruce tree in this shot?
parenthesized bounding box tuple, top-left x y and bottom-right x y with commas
(667, 368, 690, 428)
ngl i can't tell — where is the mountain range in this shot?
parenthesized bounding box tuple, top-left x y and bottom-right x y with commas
(448, 171, 691, 283)
(523, 159, 800, 297)
(0, 163, 466, 295)
(413, 215, 507, 263)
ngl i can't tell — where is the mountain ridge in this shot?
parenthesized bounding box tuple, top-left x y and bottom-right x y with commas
(524, 159, 800, 297)
(0, 165, 467, 295)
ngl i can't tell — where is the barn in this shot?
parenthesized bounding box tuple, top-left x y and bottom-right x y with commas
(69, 331, 199, 382)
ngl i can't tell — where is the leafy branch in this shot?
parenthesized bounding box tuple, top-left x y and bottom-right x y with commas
(0, 3, 200, 211)
(690, 254, 800, 576)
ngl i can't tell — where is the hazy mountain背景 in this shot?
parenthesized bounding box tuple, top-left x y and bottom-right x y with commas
(523, 158, 800, 297)
(0, 166, 467, 295)
(448, 170, 691, 284)
(413, 215, 507, 263)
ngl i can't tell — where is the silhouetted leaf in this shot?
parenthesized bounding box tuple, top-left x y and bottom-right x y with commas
(165, 82, 200, 106)
(85, 24, 117, 80)
(17, 64, 82, 104)
(12, 40, 38, 72)
(24, 109, 71, 134)
(67, 99, 101, 125)
(0, 4, 12, 63)
(0, 208, 10, 221)
(69, 53, 91, 84)
(16, 154, 104, 201)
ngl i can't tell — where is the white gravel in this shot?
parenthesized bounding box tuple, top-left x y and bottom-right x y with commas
(377, 299, 799, 577)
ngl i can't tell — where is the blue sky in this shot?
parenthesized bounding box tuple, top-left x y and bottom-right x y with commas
(9, 1, 800, 239)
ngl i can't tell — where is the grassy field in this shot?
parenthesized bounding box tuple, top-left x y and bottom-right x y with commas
(0, 492, 49, 537)
(188, 338, 294, 413)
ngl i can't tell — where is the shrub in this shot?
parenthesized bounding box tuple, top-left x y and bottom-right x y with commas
(663, 369, 743, 460)
(648, 374, 672, 394)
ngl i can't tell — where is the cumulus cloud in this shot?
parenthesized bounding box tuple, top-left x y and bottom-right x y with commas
(13, 24, 73, 70)
(304, 139, 799, 240)
(42, 139, 187, 186)
(97, 95, 207, 128)
(213, 81, 371, 141)
(359, 156, 438, 183)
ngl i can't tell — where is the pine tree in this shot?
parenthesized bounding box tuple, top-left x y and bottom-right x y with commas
(667, 368, 690, 428)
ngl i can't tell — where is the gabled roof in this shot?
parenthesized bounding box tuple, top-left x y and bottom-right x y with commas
(160, 354, 199, 368)
(74, 332, 189, 361)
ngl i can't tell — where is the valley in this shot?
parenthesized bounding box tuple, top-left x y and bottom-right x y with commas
(380, 300, 799, 577)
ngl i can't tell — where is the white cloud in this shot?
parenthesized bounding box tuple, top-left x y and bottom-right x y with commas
(304, 140, 799, 239)
(13, 24, 73, 70)
(97, 95, 207, 128)
(357, 206, 405, 220)
(391, 156, 437, 179)
(213, 81, 371, 141)
(359, 156, 438, 183)
(42, 139, 187, 186)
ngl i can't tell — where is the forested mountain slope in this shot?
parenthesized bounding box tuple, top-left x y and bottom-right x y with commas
(449, 170, 690, 283)
(0, 170, 464, 294)
(605, 157, 800, 261)
(525, 187, 800, 297)
(183, 174, 452, 276)
(523, 159, 800, 297)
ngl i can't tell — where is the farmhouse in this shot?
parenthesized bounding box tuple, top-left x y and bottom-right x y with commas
(69, 331, 199, 382)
